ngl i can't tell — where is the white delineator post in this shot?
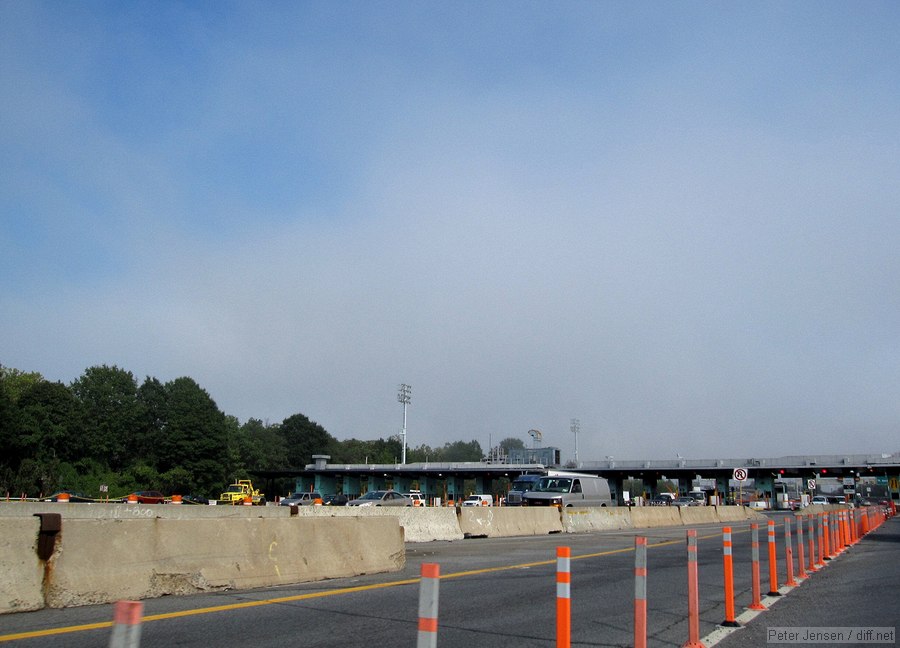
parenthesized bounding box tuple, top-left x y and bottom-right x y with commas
(417, 563, 440, 648)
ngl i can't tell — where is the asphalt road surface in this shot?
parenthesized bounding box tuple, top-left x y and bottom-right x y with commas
(2, 514, 897, 647)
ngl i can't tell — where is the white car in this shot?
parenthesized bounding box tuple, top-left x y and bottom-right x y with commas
(462, 494, 493, 507)
(347, 490, 412, 507)
(405, 491, 426, 506)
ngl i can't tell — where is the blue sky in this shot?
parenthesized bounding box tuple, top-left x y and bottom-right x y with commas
(3, 2, 900, 463)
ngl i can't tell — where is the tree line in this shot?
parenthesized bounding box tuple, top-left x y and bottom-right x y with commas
(0, 364, 488, 499)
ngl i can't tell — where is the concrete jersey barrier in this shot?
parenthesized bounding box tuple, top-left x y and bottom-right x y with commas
(561, 507, 633, 534)
(0, 517, 45, 614)
(293, 506, 464, 542)
(458, 507, 564, 538)
(630, 506, 683, 528)
(1, 515, 404, 612)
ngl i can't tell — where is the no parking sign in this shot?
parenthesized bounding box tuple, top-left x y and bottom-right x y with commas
(732, 468, 748, 482)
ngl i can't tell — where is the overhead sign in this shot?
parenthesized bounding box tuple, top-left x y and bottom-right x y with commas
(732, 468, 748, 482)
(807, 479, 817, 491)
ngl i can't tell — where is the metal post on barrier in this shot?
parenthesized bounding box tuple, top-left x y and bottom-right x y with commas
(766, 519, 780, 596)
(749, 523, 765, 611)
(634, 536, 648, 648)
(721, 526, 739, 626)
(556, 546, 571, 648)
(417, 563, 440, 648)
(807, 515, 817, 572)
(108, 600, 143, 648)
(796, 516, 806, 579)
(682, 529, 706, 648)
(784, 517, 797, 587)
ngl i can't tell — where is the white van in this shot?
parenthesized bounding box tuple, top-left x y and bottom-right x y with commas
(522, 472, 615, 507)
(462, 494, 493, 507)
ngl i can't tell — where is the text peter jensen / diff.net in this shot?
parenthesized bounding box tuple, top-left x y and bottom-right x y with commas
(767, 627, 895, 644)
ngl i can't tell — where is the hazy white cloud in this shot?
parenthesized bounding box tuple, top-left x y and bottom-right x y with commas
(3, 3, 900, 463)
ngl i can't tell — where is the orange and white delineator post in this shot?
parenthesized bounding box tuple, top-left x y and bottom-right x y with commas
(766, 520, 780, 597)
(108, 600, 143, 648)
(556, 546, 571, 648)
(806, 515, 818, 573)
(795, 515, 806, 579)
(417, 563, 440, 648)
(749, 523, 765, 611)
(682, 529, 706, 648)
(634, 536, 648, 648)
(784, 517, 797, 587)
(822, 513, 832, 560)
(817, 513, 827, 566)
(722, 526, 740, 626)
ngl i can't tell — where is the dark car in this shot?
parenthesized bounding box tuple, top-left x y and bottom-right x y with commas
(672, 496, 700, 507)
(124, 490, 167, 504)
(181, 494, 209, 505)
(323, 494, 349, 506)
(649, 496, 671, 506)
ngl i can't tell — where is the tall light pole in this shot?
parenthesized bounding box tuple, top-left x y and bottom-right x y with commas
(571, 418, 580, 466)
(398, 383, 411, 464)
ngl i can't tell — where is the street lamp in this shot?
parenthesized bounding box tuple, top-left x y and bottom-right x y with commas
(398, 383, 411, 464)
(570, 418, 580, 466)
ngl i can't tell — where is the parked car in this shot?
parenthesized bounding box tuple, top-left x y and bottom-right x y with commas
(405, 490, 426, 506)
(347, 490, 412, 507)
(123, 490, 167, 504)
(323, 493, 349, 506)
(280, 492, 323, 506)
(522, 472, 615, 507)
(181, 494, 209, 505)
(687, 491, 707, 505)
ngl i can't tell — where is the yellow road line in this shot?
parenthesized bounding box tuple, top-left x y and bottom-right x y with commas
(0, 526, 743, 643)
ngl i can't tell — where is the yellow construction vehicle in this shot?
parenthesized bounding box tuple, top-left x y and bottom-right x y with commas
(219, 479, 266, 505)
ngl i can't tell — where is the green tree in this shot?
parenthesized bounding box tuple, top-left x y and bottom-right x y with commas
(17, 380, 86, 464)
(437, 440, 483, 462)
(229, 417, 287, 473)
(156, 377, 229, 494)
(70, 365, 144, 471)
(281, 413, 336, 468)
(0, 365, 44, 403)
(405, 443, 436, 463)
(136, 377, 168, 469)
(499, 437, 525, 454)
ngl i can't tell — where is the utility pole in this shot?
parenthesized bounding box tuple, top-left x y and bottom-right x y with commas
(398, 383, 411, 464)
(571, 418, 580, 466)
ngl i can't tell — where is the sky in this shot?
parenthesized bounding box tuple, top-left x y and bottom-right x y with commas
(2, 2, 900, 464)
